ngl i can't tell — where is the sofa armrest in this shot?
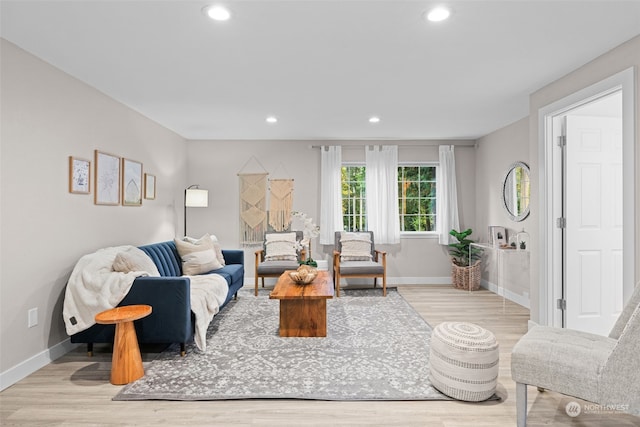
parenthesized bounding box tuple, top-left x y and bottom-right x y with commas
(222, 249, 244, 266)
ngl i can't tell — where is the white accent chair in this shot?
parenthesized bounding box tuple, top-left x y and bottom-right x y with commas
(332, 231, 387, 297)
(511, 284, 640, 426)
(254, 231, 305, 296)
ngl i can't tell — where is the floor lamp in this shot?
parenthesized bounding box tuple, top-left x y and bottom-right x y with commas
(184, 185, 208, 237)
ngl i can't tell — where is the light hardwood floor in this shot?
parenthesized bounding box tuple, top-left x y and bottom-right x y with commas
(1, 285, 638, 426)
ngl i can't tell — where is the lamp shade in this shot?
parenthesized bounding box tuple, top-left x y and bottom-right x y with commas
(185, 188, 208, 207)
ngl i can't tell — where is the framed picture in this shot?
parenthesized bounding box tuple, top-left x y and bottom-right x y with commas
(489, 226, 507, 247)
(144, 173, 156, 200)
(68, 156, 90, 194)
(94, 150, 120, 205)
(122, 158, 143, 206)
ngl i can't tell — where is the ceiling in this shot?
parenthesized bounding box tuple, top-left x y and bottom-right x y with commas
(2, 1, 640, 141)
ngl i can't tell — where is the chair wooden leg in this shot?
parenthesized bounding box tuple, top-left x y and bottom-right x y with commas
(261, 277, 265, 288)
(336, 275, 340, 297)
(382, 274, 386, 297)
(373, 277, 377, 288)
(516, 382, 527, 427)
(180, 343, 186, 357)
(254, 275, 259, 296)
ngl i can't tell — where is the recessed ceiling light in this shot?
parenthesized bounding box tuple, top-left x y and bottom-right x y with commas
(203, 5, 231, 21)
(369, 116, 381, 124)
(426, 7, 450, 22)
(266, 116, 278, 124)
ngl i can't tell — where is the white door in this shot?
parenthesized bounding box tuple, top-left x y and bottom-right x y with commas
(565, 115, 624, 335)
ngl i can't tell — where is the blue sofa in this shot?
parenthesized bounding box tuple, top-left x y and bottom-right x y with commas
(70, 240, 244, 356)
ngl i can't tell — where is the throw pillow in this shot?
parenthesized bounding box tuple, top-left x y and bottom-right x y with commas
(174, 234, 223, 275)
(210, 235, 226, 266)
(264, 232, 297, 261)
(112, 247, 161, 277)
(183, 234, 226, 266)
(340, 232, 373, 261)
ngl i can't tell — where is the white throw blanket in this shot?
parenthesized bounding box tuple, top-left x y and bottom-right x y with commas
(63, 245, 229, 352)
(63, 246, 149, 336)
(187, 274, 228, 352)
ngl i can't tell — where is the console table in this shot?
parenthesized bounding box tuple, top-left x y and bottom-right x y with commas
(469, 243, 530, 309)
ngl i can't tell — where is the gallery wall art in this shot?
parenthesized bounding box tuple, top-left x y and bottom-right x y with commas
(122, 158, 143, 206)
(94, 150, 121, 205)
(69, 156, 90, 194)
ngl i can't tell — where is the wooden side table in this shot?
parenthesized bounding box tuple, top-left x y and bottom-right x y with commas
(95, 305, 152, 385)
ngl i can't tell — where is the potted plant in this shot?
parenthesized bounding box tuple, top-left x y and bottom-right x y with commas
(448, 228, 482, 291)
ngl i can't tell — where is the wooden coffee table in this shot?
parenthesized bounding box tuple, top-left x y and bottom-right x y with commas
(95, 304, 152, 385)
(269, 270, 334, 337)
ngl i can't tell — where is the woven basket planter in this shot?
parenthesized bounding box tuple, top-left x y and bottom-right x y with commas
(451, 261, 481, 291)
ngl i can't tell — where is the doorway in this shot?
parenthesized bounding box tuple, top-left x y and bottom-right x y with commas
(540, 67, 635, 334)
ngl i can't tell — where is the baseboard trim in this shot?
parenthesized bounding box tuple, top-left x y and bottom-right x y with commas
(0, 339, 78, 391)
(245, 276, 452, 286)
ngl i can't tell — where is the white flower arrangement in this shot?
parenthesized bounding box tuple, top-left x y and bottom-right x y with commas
(291, 211, 320, 261)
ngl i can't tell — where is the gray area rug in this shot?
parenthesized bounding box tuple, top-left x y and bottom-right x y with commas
(114, 288, 455, 401)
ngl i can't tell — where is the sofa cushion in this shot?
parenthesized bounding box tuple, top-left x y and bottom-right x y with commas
(257, 260, 300, 275)
(214, 264, 244, 286)
(339, 260, 384, 275)
(174, 234, 223, 275)
(112, 247, 161, 276)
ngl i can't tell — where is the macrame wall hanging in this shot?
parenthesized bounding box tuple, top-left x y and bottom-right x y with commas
(238, 156, 269, 247)
(268, 178, 294, 231)
(239, 173, 268, 246)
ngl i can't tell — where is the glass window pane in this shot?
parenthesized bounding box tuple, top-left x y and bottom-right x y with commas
(405, 182, 419, 198)
(420, 167, 436, 181)
(404, 198, 419, 214)
(425, 214, 436, 231)
(419, 182, 435, 197)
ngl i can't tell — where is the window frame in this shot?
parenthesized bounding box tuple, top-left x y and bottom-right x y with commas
(341, 163, 368, 232)
(398, 162, 439, 237)
(340, 162, 439, 238)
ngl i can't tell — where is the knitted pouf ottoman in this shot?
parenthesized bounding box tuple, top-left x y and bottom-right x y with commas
(429, 321, 499, 401)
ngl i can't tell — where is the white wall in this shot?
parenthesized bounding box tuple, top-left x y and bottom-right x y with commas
(0, 40, 188, 385)
(475, 117, 530, 242)
(475, 118, 530, 304)
(528, 35, 640, 323)
(186, 140, 477, 284)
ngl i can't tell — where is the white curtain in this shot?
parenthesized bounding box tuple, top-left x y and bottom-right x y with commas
(436, 145, 460, 245)
(366, 145, 400, 244)
(320, 146, 343, 245)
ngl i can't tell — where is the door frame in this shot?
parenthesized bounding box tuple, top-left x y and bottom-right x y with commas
(538, 67, 635, 327)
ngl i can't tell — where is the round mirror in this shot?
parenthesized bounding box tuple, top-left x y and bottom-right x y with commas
(502, 161, 531, 222)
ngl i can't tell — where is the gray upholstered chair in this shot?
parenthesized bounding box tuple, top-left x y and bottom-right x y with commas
(511, 284, 640, 426)
(333, 231, 387, 297)
(254, 231, 305, 296)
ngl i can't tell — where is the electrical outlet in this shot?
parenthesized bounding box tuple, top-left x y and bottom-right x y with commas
(28, 308, 38, 328)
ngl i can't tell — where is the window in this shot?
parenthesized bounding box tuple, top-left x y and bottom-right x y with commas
(398, 165, 437, 232)
(341, 165, 367, 231)
(341, 164, 437, 233)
